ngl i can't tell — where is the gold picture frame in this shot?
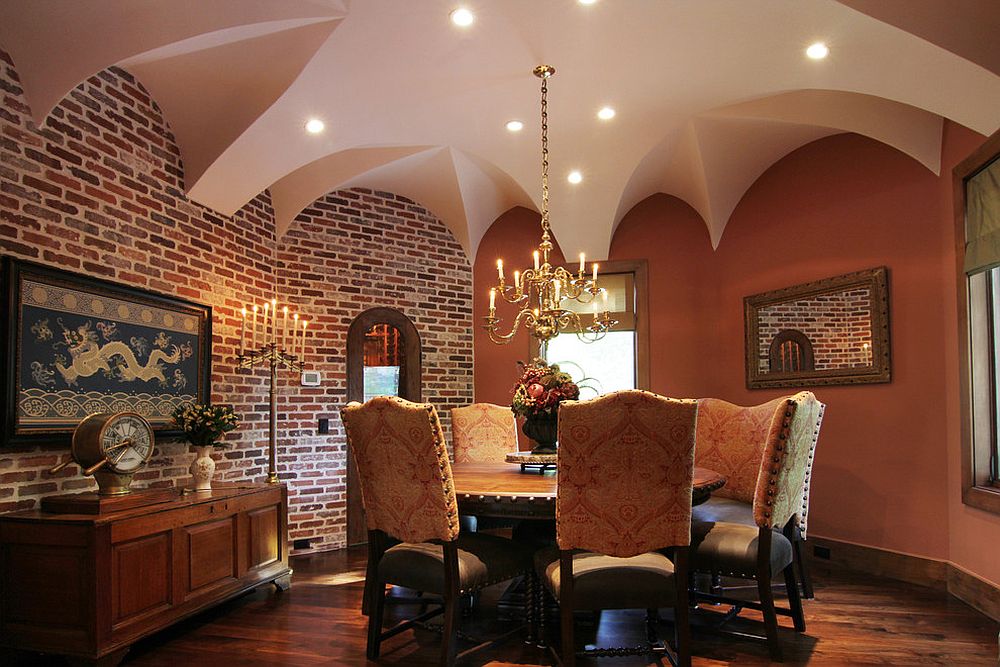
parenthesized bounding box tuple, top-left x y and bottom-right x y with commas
(744, 267, 891, 389)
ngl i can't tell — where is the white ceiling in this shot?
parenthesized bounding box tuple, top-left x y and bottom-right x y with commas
(2, 0, 998, 259)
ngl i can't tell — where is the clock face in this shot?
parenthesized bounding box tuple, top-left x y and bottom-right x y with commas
(101, 414, 154, 473)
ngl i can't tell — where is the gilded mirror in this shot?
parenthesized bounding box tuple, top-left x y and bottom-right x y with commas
(744, 267, 890, 389)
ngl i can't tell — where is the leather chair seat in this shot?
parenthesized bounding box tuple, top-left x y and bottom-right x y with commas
(690, 522, 793, 578)
(535, 547, 677, 610)
(691, 496, 754, 526)
(379, 532, 533, 595)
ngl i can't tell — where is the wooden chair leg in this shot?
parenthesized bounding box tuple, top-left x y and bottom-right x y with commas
(757, 529, 782, 662)
(441, 543, 461, 666)
(792, 535, 815, 599)
(366, 575, 386, 659)
(559, 551, 576, 667)
(525, 574, 536, 644)
(365, 531, 387, 659)
(673, 547, 692, 667)
(711, 572, 723, 596)
(537, 575, 547, 649)
(783, 563, 806, 632)
(362, 547, 377, 617)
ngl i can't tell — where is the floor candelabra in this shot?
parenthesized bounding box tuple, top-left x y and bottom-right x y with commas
(236, 301, 309, 484)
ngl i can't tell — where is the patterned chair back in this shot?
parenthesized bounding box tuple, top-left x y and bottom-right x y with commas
(694, 395, 790, 503)
(555, 391, 698, 558)
(341, 396, 459, 543)
(451, 403, 518, 463)
(752, 391, 825, 531)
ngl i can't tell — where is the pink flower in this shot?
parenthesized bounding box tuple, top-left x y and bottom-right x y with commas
(527, 383, 545, 398)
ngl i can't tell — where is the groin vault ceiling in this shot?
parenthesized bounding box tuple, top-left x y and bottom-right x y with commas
(2, 0, 998, 258)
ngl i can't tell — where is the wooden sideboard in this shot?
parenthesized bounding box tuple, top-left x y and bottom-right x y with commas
(0, 484, 291, 666)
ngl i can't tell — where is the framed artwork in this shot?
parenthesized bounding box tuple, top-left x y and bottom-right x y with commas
(744, 266, 891, 389)
(1, 258, 212, 446)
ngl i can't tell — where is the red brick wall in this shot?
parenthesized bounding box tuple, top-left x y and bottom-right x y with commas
(276, 189, 474, 551)
(756, 287, 873, 371)
(0, 50, 277, 511)
(0, 50, 474, 552)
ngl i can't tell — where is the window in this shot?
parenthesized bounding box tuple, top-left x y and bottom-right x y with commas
(362, 323, 403, 401)
(956, 128, 1000, 514)
(967, 269, 1000, 487)
(539, 261, 649, 395)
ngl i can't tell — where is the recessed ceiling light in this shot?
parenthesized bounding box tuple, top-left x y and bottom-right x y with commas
(597, 106, 616, 120)
(505, 120, 524, 132)
(450, 7, 474, 27)
(578, 0, 598, 5)
(305, 118, 325, 134)
(806, 42, 829, 60)
(567, 170, 583, 184)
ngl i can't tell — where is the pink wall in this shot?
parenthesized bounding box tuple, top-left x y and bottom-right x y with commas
(473, 206, 565, 407)
(474, 126, 1000, 586)
(712, 132, 959, 562)
(941, 123, 1000, 586)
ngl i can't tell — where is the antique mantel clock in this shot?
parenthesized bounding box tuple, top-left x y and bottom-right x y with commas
(44, 412, 173, 513)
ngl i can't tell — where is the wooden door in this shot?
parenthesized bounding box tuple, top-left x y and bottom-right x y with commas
(345, 308, 422, 546)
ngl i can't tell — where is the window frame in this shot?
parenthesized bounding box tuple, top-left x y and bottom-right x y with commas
(529, 258, 650, 390)
(955, 128, 1000, 514)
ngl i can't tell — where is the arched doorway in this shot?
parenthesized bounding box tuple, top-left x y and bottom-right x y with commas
(768, 329, 815, 373)
(345, 307, 422, 545)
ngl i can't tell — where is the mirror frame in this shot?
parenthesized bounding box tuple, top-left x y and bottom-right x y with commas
(744, 266, 891, 389)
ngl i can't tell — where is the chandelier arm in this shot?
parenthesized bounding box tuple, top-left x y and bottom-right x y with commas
(498, 288, 527, 305)
(482, 308, 535, 344)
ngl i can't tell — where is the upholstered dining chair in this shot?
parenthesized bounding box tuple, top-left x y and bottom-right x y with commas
(535, 390, 698, 667)
(451, 402, 518, 463)
(688, 391, 823, 662)
(692, 394, 825, 598)
(341, 396, 535, 665)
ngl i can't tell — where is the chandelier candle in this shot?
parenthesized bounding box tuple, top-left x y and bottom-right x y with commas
(484, 64, 617, 345)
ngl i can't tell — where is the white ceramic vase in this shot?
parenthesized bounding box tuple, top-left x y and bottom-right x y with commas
(190, 445, 216, 491)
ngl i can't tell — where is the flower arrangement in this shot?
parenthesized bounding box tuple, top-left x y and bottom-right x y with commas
(511, 359, 580, 419)
(171, 403, 239, 448)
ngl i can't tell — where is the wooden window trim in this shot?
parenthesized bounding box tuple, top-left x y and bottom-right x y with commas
(529, 259, 650, 390)
(954, 128, 1000, 516)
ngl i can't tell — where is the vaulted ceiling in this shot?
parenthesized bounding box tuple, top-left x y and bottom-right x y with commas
(2, 0, 998, 259)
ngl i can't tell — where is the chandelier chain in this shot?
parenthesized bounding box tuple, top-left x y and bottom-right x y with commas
(540, 74, 550, 240)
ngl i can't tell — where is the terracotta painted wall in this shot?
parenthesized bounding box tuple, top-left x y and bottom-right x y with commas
(474, 127, 1000, 587)
(711, 132, 960, 564)
(940, 123, 1000, 587)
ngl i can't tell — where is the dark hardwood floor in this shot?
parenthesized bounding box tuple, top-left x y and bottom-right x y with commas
(5, 547, 998, 666)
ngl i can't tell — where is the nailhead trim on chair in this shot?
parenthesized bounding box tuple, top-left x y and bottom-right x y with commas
(422, 401, 461, 536)
(798, 404, 825, 539)
(759, 401, 798, 524)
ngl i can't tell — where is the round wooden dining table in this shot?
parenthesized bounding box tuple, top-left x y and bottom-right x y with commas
(451, 463, 726, 520)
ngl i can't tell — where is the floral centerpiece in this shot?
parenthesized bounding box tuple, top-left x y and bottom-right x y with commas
(172, 403, 239, 491)
(511, 359, 580, 454)
(172, 403, 239, 447)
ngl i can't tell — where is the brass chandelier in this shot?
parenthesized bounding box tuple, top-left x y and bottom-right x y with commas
(483, 65, 617, 346)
